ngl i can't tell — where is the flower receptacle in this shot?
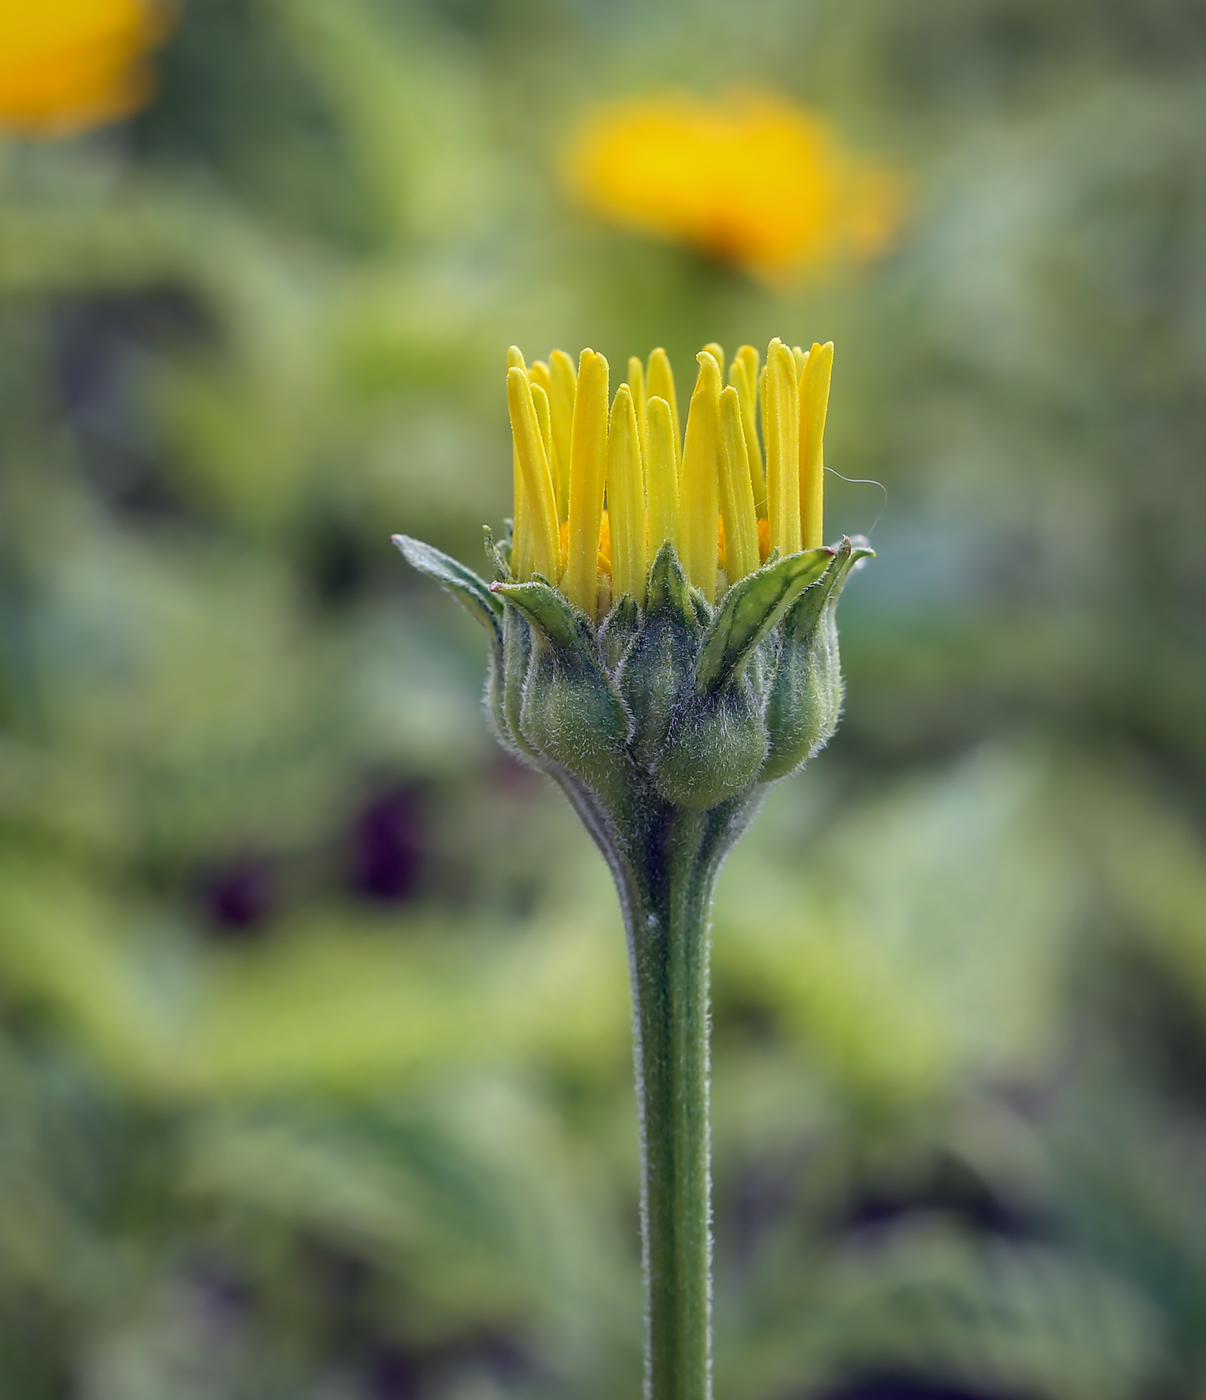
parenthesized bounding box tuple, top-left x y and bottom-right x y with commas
(761, 536, 874, 781)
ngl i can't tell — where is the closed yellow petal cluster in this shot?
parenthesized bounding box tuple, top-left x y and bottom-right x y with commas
(563, 89, 903, 284)
(506, 337, 834, 619)
(0, 0, 173, 137)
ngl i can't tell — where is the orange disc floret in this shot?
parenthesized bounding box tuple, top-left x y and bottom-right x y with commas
(597, 510, 612, 575)
(0, 0, 175, 137)
(757, 517, 772, 563)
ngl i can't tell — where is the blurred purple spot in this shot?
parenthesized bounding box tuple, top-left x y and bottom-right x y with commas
(841, 1170, 1040, 1241)
(351, 787, 426, 902)
(201, 856, 275, 935)
(188, 1260, 253, 1321)
(818, 1380, 1013, 1400)
(370, 1346, 422, 1399)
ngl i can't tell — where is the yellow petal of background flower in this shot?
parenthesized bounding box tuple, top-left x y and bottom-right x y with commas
(562, 88, 904, 284)
(0, 0, 174, 137)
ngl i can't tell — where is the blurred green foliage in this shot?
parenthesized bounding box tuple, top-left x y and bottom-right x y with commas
(1, 0, 1206, 1396)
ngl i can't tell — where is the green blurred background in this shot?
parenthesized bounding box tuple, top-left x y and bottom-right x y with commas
(3, 0, 1206, 1396)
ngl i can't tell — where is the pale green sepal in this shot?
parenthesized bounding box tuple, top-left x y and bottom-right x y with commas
(600, 594, 642, 674)
(760, 536, 873, 782)
(483, 526, 511, 582)
(838, 535, 876, 571)
(493, 580, 636, 801)
(647, 543, 701, 635)
(392, 534, 504, 640)
(500, 602, 537, 759)
(620, 545, 700, 771)
(746, 631, 781, 706)
(482, 653, 508, 752)
(689, 590, 712, 631)
(653, 677, 769, 810)
(694, 548, 833, 694)
(492, 578, 591, 652)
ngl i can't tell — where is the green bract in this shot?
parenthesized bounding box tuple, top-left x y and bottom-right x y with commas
(392, 531, 871, 818)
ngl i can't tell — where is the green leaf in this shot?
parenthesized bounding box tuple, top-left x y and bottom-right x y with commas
(392, 534, 503, 640)
(694, 548, 833, 693)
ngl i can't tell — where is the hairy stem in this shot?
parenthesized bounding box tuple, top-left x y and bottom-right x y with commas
(629, 805, 715, 1399)
(551, 772, 756, 1394)
(562, 780, 760, 1400)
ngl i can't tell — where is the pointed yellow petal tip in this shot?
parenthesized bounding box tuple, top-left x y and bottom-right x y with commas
(507, 366, 559, 582)
(565, 349, 610, 618)
(800, 341, 834, 549)
(681, 353, 723, 601)
(717, 386, 759, 584)
(607, 383, 647, 607)
(502, 337, 832, 610)
(764, 338, 802, 556)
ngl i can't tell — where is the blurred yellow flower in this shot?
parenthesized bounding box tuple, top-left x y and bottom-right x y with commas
(0, 0, 174, 137)
(563, 89, 904, 283)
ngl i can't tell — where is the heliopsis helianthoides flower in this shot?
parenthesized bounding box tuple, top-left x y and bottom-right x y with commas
(0, 0, 174, 137)
(563, 89, 903, 284)
(394, 338, 871, 1397)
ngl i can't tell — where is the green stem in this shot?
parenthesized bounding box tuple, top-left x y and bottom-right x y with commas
(563, 780, 761, 1400)
(629, 805, 715, 1400)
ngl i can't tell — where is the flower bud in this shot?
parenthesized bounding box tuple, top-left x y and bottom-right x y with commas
(492, 580, 636, 804)
(761, 537, 873, 780)
(653, 677, 769, 810)
(620, 545, 700, 771)
(395, 341, 872, 825)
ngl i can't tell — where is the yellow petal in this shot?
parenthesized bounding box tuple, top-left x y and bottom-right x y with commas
(717, 386, 760, 583)
(548, 349, 577, 523)
(627, 355, 648, 465)
(531, 382, 559, 571)
(764, 337, 801, 556)
(646, 396, 680, 557)
(507, 366, 560, 582)
(800, 340, 834, 549)
(728, 344, 765, 515)
(530, 359, 552, 396)
(608, 385, 647, 606)
(565, 350, 610, 617)
(646, 347, 681, 451)
(680, 351, 722, 602)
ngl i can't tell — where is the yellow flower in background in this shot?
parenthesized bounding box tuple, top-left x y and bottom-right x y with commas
(0, 0, 174, 137)
(563, 89, 904, 283)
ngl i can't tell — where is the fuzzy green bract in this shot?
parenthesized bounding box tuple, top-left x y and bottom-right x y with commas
(393, 531, 871, 816)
